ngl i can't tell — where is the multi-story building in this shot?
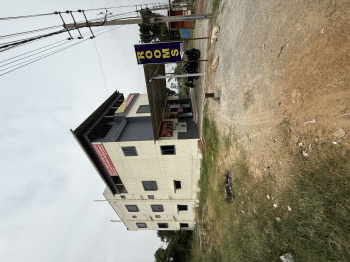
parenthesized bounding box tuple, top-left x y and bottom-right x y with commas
(71, 65, 202, 231)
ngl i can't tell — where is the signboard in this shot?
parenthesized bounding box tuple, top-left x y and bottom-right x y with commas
(134, 42, 184, 65)
(115, 94, 135, 113)
(159, 121, 174, 137)
(92, 144, 118, 176)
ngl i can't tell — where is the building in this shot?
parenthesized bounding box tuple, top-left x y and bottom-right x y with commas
(71, 64, 202, 231)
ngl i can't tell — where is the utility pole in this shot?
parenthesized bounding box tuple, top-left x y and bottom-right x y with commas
(64, 14, 212, 30)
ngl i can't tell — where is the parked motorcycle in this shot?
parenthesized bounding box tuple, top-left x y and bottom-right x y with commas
(184, 61, 198, 74)
(185, 48, 200, 61)
(184, 76, 198, 89)
(185, 81, 195, 88)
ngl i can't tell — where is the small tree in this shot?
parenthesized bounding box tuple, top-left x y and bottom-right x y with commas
(138, 10, 169, 43)
(154, 231, 193, 262)
(138, 9, 180, 43)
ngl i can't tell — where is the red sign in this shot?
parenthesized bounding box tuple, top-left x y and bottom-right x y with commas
(92, 144, 118, 176)
(159, 121, 174, 137)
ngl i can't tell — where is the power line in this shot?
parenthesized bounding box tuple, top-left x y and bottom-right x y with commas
(93, 39, 110, 96)
(0, 26, 110, 68)
(0, 3, 163, 20)
(0, 25, 63, 39)
(0, 29, 66, 52)
(0, 10, 140, 52)
(0, 12, 55, 21)
(0, 38, 68, 64)
(0, 26, 121, 77)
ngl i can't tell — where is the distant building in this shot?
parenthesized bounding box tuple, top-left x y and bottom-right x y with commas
(71, 65, 201, 231)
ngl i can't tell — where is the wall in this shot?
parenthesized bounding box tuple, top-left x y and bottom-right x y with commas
(101, 138, 202, 231)
(126, 94, 150, 118)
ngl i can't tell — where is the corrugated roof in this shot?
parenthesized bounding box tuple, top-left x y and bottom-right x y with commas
(143, 64, 167, 140)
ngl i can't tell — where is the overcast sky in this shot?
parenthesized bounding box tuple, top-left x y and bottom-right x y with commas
(0, 0, 170, 261)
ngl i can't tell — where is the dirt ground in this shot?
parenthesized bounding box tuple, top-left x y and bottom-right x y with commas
(193, 0, 350, 179)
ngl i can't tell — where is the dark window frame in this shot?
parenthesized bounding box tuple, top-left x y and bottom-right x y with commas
(157, 223, 168, 229)
(148, 195, 155, 199)
(151, 205, 164, 212)
(142, 181, 158, 191)
(136, 222, 147, 228)
(136, 105, 150, 114)
(174, 180, 181, 193)
(122, 146, 138, 156)
(160, 145, 176, 155)
(177, 205, 188, 212)
(155, 215, 161, 218)
(180, 223, 189, 228)
(125, 205, 139, 212)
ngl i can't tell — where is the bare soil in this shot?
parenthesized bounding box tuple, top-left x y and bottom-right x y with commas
(194, 0, 350, 179)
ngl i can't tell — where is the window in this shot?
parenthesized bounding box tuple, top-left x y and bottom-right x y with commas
(148, 195, 155, 199)
(160, 145, 175, 155)
(132, 215, 137, 218)
(155, 215, 161, 218)
(151, 205, 164, 212)
(126, 205, 139, 212)
(122, 146, 138, 156)
(174, 180, 181, 193)
(136, 223, 147, 228)
(158, 223, 168, 228)
(136, 105, 150, 113)
(116, 185, 128, 193)
(177, 205, 188, 211)
(111, 176, 123, 184)
(180, 223, 189, 228)
(142, 181, 158, 191)
(120, 195, 126, 199)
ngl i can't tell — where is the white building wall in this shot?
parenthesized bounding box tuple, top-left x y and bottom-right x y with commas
(126, 94, 151, 118)
(101, 138, 201, 231)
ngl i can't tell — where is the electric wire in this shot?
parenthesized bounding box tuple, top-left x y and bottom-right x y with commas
(93, 39, 110, 96)
(0, 26, 111, 70)
(0, 3, 163, 20)
(0, 26, 121, 77)
(0, 29, 66, 52)
(0, 26, 110, 67)
(0, 25, 63, 39)
(0, 38, 68, 64)
(0, 11, 139, 52)
(0, 12, 55, 21)
(0, 10, 134, 41)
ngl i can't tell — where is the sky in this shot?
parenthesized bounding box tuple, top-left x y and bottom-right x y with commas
(0, 0, 171, 261)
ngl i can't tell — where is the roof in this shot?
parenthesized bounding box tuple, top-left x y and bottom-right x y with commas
(143, 64, 167, 140)
(72, 89, 124, 195)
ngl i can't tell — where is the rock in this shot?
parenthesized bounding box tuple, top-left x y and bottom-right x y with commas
(332, 127, 345, 138)
(211, 56, 219, 70)
(211, 26, 220, 43)
(291, 89, 302, 105)
(275, 217, 282, 222)
(280, 253, 294, 262)
(303, 150, 309, 157)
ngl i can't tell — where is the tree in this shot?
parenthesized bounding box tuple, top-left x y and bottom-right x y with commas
(138, 9, 180, 43)
(138, 10, 169, 43)
(154, 231, 193, 262)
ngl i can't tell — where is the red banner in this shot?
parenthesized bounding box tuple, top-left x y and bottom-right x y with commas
(92, 144, 118, 176)
(159, 121, 174, 137)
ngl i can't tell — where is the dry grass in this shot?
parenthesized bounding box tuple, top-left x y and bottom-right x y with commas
(190, 114, 350, 262)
